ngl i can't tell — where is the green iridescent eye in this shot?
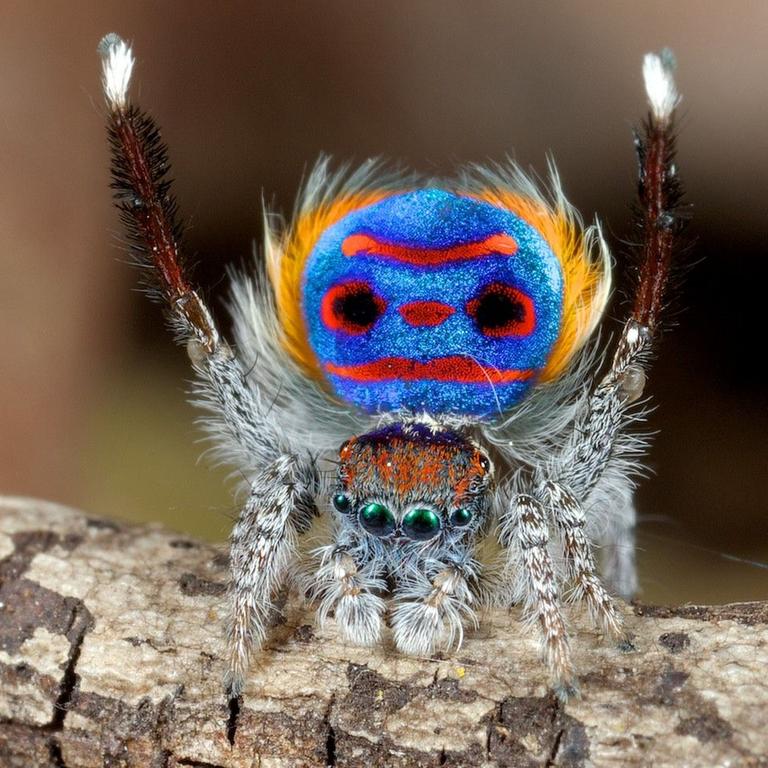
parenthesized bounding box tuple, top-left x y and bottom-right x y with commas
(402, 507, 442, 541)
(359, 502, 395, 537)
(332, 493, 351, 513)
(450, 508, 473, 527)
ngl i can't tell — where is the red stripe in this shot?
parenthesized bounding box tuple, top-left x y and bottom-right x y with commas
(398, 301, 455, 327)
(325, 356, 535, 384)
(341, 233, 518, 265)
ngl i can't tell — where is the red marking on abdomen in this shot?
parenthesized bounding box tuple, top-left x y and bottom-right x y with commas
(466, 283, 536, 337)
(320, 280, 386, 335)
(341, 232, 518, 265)
(325, 356, 535, 384)
(398, 301, 455, 327)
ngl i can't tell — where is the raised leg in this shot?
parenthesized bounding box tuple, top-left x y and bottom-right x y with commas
(503, 54, 686, 621)
(539, 51, 685, 503)
(225, 454, 318, 697)
(99, 35, 293, 471)
(100, 37, 323, 700)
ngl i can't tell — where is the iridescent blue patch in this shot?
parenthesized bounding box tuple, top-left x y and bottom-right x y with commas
(302, 190, 563, 416)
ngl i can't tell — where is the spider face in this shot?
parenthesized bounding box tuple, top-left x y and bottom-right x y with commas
(334, 421, 493, 544)
(302, 189, 564, 416)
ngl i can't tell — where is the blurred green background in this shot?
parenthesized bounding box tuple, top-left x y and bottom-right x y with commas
(2, 1, 767, 605)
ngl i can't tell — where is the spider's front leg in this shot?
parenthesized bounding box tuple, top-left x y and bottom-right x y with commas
(500, 494, 575, 697)
(226, 453, 318, 697)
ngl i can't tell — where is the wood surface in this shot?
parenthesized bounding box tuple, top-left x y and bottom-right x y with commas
(1, 497, 766, 767)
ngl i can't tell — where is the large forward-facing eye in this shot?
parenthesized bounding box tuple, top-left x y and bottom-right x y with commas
(402, 506, 442, 541)
(359, 502, 396, 537)
(466, 282, 535, 337)
(321, 280, 387, 335)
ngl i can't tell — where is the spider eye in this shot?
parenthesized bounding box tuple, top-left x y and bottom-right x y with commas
(359, 502, 395, 537)
(402, 507, 442, 541)
(332, 493, 351, 513)
(321, 280, 386, 335)
(450, 508, 473, 527)
(466, 282, 535, 337)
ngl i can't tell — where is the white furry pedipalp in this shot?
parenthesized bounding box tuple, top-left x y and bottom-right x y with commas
(98, 33, 135, 110)
(643, 49, 679, 124)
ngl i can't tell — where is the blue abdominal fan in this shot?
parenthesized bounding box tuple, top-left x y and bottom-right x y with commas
(301, 190, 564, 417)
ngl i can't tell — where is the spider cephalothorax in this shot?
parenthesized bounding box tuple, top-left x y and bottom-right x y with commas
(99, 35, 686, 700)
(335, 421, 493, 545)
(308, 420, 497, 656)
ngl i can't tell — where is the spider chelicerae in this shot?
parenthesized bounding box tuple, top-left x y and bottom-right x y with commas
(98, 35, 685, 700)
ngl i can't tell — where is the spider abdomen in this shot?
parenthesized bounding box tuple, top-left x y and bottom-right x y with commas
(300, 189, 565, 415)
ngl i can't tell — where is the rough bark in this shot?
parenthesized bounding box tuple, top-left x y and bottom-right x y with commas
(0, 496, 766, 768)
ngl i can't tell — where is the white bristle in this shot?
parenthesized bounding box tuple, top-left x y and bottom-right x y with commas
(98, 33, 135, 110)
(642, 49, 679, 124)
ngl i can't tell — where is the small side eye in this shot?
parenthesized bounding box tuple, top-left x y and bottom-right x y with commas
(321, 281, 386, 335)
(332, 493, 351, 512)
(466, 282, 535, 337)
(402, 507, 442, 541)
(450, 508, 473, 527)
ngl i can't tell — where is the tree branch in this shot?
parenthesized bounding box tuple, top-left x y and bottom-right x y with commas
(1, 497, 766, 767)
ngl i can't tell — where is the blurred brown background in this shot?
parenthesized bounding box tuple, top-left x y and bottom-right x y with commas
(1, 0, 766, 604)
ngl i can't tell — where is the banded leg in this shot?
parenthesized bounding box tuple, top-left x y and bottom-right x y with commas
(225, 454, 317, 697)
(541, 482, 625, 639)
(547, 321, 651, 501)
(314, 541, 387, 647)
(502, 495, 574, 697)
(391, 564, 477, 657)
